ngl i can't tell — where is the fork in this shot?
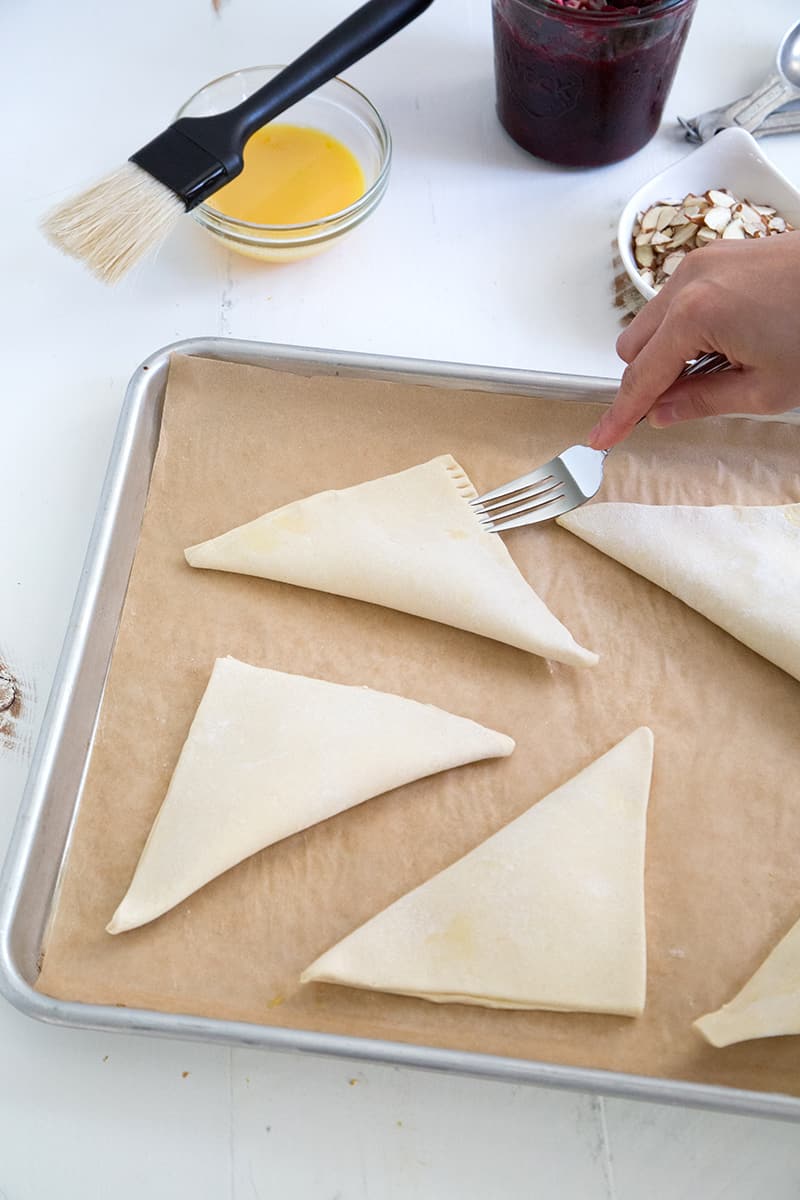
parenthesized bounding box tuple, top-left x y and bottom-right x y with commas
(471, 352, 733, 533)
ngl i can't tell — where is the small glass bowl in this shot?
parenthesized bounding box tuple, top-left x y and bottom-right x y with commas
(176, 66, 392, 263)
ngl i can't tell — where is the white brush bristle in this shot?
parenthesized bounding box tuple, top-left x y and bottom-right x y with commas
(41, 162, 184, 284)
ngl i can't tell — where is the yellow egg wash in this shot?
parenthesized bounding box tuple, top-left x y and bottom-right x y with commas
(209, 123, 366, 225)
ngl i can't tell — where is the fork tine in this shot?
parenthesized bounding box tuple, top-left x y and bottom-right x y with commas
(474, 474, 563, 514)
(474, 354, 737, 536)
(477, 483, 567, 524)
(482, 491, 581, 533)
(469, 460, 560, 506)
(680, 351, 732, 378)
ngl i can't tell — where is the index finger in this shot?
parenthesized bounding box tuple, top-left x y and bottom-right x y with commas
(591, 305, 708, 448)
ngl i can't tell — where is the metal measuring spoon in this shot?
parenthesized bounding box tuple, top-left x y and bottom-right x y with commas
(680, 19, 800, 142)
(778, 20, 800, 91)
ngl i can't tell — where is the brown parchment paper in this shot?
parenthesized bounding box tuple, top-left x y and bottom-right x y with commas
(37, 353, 800, 1097)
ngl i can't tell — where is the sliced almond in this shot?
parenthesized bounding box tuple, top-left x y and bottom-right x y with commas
(704, 206, 732, 232)
(650, 230, 672, 246)
(768, 216, 787, 233)
(639, 268, 655, 288)
(722, 218, 745, 239)
(707, 189, 735, 208)
(655, 205, 679, 231)
(661, 251, 686, 276)
(684, 206, 706, 224)
(635, 242, 655, 268)
(696, 227, 719, 243)
(736, 202, 763, 226)
(666, 222, 697, 249)
(639, 207, 661, 233)
(635, 231, 653, 246)
(752, 204, 777, 217)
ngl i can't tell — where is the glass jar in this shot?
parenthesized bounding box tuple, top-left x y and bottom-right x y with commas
(492, 0, 698, 167)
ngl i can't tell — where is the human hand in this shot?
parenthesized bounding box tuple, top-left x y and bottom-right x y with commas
(590, 232, 800, 450)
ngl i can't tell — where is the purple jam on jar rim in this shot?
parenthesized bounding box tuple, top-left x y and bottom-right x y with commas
(492, 0, 697, 167)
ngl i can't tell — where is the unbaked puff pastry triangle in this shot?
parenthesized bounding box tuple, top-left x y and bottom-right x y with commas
(695, 910, 800, 1047)
(301, 727, 654, 1016)
(558, 501, 800, 682)
(185, 455, 597, 667)
(107, 656, 514, 934)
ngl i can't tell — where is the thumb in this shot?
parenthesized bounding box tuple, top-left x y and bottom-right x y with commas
(648, 369, 755, 428)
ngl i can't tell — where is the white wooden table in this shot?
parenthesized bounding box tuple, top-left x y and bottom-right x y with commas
(2, 0, 800, 1194)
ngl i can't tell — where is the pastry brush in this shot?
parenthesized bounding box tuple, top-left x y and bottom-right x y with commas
(42, 0, 434, 284)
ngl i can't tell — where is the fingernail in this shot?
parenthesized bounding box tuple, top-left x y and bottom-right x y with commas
(648, 402, 675, 429)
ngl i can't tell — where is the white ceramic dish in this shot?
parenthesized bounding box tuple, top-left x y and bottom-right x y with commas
(618, 127, 800, 301)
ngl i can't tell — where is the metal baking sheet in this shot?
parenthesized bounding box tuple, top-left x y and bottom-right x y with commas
(1, 336, 798, 1123)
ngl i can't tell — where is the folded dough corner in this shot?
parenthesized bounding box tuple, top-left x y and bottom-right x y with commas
(185, 455, 597, 667)
(558, 501, 800, 682)
(107, 657, 514, 935)
(301, 726, 653, 1017)
(694, 909, 800, 1048)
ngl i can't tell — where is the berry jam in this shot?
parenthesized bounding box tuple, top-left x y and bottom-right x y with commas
(492, 0, 697, 167)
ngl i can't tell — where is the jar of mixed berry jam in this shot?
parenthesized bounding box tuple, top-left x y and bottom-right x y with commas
(492, 0, 697, 167)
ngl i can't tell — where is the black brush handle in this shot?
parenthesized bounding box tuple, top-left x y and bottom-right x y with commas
(134, 0, 433, 207)
(221, 0, 433, 144)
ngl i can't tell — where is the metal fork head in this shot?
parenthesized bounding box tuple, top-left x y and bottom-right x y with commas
(470, 351, 734, 533)
(471, 444, 607, 534)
